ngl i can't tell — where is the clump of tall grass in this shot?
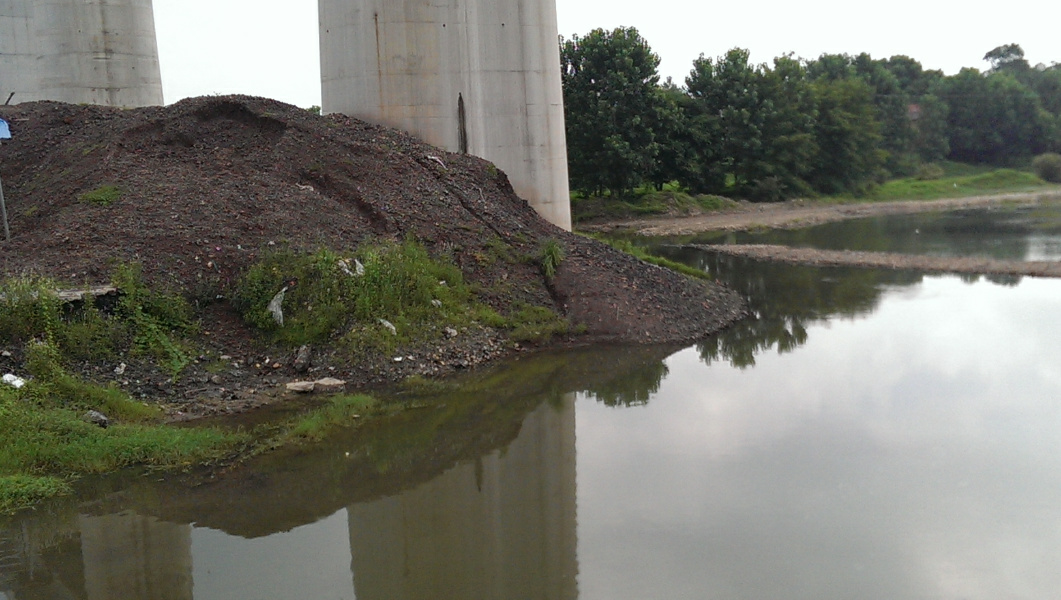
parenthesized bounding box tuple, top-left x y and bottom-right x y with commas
(233, 239, 482, 354)
(0, 265, 196, 375)
(538, 239, 565, 280)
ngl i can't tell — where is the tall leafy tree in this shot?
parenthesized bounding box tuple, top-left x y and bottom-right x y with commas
(753, 54, 818, 199)
(941, 68, 1047, 163)
(560, 27, 664, 195)
(686, 48, 770, 195)
(807, 77, 884, 194)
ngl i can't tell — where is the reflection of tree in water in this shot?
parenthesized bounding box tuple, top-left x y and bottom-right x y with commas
(655, 247, 924, 368)
(583, 360, 669, 407)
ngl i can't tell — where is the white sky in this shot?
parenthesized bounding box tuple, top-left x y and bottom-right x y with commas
(153, 0, 1061, 108)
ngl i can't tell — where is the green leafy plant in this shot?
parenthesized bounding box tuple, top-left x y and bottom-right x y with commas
(539, 239, 566, 280)
(112, 264, 196, 376)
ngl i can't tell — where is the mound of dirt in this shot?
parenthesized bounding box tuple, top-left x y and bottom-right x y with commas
(0, 96, 744, 414)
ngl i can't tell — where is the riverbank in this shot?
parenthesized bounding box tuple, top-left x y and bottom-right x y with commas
(0, 96, 746, 513)
(583, 190, 1061, 279)
(582, 190, 1061, 236)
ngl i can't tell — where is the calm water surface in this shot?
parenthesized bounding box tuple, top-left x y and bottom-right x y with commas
(3, 212, 1061, 599)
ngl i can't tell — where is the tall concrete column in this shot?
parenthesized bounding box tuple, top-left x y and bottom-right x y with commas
(319, 0, 572, 230)
(0, 0, 163, 106)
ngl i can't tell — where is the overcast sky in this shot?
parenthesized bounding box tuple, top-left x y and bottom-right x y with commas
(153, 0, 1061, 108)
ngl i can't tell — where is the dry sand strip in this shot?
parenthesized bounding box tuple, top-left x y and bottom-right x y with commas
(585, 190, 1061, 237)
(692, 244, 1061, 279)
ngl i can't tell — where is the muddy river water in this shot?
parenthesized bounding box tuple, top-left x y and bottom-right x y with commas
(3, 207, 1061, 599)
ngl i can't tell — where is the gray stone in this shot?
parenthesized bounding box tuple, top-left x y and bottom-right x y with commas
(293, 345, 312, 373)
(285, 381, 316, 393)
(314, 377, 347, 393)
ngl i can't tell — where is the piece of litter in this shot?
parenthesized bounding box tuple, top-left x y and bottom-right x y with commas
(431, 299, 443, 308)
(114, 362, 127, 375)
(84, 410, 109, 428)
(379, 319, 397, 336)
(426, 155, 446, 169)
(2, 374, 26, 389)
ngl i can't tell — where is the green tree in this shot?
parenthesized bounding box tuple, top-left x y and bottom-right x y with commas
(752, 54, 818, 199)
(807, 77, 884, 194)
(941, 68, 1047, 163)
(686, 48, 771, 196)
(984, 43, 1031, 76)
(560, 27, 665, 196)
(648, 80, 714, 191)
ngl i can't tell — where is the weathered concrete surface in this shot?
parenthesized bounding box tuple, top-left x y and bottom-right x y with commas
(319, 0, 572, 230)
(0, 0, 163, 106)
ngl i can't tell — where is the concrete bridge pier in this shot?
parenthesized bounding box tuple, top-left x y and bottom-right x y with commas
(319, 0, 573, 230)
(0, 0, 163, 106)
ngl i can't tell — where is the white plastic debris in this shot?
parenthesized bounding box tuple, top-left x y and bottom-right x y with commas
(431, 299, 443, 308)
(379, 319, 397, 336)
(114, 362, 127, 375)
(268, 284, 292, 326)
(2, 373, 26, 389)
(84, 410, 109, 428)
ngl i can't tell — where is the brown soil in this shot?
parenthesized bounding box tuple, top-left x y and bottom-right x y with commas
(0, 96, 745, 418)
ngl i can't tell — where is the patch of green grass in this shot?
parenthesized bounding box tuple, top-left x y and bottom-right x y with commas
(79, 185, 123, 206)
(277, 395, 377, 443)
(0, 475, 72, 515)
(23, 340, 160, 421)
(572, 185, 739, 223)
(585, 234, 711, 281)
(0, 382, 244, 514)
(505, 305, 572, 343)
(860, 168, 1049, 201)
(232, 239, 486, 355)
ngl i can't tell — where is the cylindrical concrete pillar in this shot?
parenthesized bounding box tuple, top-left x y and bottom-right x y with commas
(0, 0, 163, 106)
(319, 0, 572, 230)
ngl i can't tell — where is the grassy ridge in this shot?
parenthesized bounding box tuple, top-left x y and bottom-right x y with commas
(572, 164, 1057, 224)
(862, 168, 1051, 201)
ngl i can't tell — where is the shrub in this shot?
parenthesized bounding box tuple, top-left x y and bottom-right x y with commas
(915, 163, 945, 181)
(1032, 153, 1061, 183)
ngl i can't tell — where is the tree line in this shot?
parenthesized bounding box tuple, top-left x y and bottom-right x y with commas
(560, 31, 1061, 201)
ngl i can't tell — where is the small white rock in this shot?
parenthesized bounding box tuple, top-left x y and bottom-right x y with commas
(314, 377, 347, 393)
(285, 381, 316, 393)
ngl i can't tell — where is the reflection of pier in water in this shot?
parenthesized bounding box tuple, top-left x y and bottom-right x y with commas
(1, 394, 578, 600)
(348, 395, 578, 600)
(0, 513, 192, 600)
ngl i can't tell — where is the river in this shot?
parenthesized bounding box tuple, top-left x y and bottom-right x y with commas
(2, 207, 1061, 599)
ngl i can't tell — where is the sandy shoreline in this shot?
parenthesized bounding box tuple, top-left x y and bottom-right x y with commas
(582, 190, 1061, 237)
